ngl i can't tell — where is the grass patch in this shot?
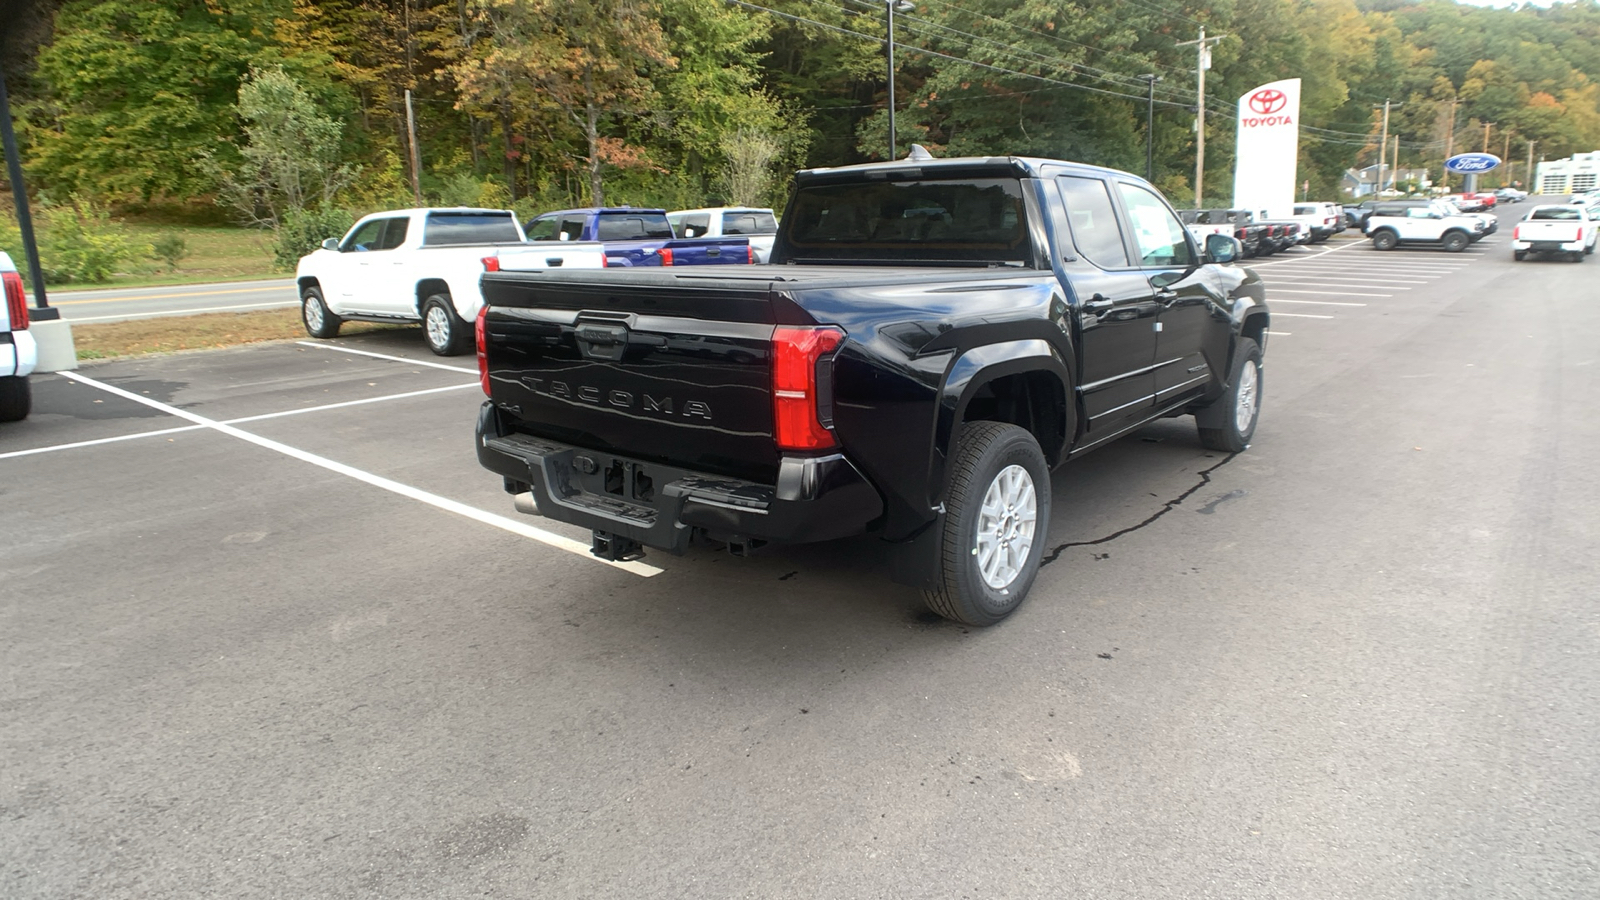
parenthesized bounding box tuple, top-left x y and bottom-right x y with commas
(73, 308, 407, 360)
(17, 225, 281, 292)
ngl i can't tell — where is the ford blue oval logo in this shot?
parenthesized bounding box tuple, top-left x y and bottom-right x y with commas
(1445, 153, 1502, 174)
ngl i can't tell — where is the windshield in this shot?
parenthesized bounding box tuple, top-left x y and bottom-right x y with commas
(782, 178, 1030, 265)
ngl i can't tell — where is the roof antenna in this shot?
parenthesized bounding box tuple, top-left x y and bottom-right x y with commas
(905, 144, 934, 161)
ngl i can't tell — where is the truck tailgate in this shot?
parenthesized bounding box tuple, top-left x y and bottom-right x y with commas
(480, 271, 782, 483)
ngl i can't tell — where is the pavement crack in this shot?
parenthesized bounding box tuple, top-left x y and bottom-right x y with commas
(1039, 452, 1240, 568)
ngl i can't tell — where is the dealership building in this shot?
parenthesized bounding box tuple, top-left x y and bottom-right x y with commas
(1535, 152, 1600, 195)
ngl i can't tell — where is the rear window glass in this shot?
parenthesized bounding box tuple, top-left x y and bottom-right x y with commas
(1057, 176, 1130, 269)
(783, 178, 1030, 264)
(722, 211, 777, 235)
(423, 212, 520, 245)
(1530, 208, 1580, 220)
(596, 212, 674, 241)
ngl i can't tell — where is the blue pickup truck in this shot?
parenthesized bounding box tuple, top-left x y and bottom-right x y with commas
(524, 207, 752, 267)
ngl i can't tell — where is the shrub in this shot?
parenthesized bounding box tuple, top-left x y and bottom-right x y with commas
(36, 197, 149, 284)
(151, 233, 189, 271)
(273, 205, 354, 270)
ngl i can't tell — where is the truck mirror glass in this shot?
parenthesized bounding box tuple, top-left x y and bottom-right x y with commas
(322, 238, 340, 251)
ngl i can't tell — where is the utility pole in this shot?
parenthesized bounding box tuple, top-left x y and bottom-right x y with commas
(1527, 140, 1537, 193)
(1441, 94, 1458, 193)
(1501, 128, 1513, 188)
(885, 0, 914, 160)
(1482, 122, 1494, 153)
(405, 89, 423, 206)
(1393, 130, 1401, 193)
(1138, 74, 1161, 181)
(1376, 100, 1393, 195)
(1177, 27, 1223, 206)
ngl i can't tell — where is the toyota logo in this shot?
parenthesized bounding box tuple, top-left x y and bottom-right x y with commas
(1248, 89, 1287, 115)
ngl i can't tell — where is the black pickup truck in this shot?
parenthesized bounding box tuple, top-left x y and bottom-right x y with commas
(474, 155, 1269, 625)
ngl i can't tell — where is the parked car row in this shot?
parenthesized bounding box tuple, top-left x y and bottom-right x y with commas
(296, 204, 781, 355)
(1178, 208, 1305, 258)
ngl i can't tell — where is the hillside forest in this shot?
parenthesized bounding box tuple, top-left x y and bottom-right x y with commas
(2, 0, 1600, 273)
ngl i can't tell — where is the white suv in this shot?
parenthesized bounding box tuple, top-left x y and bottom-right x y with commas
(1, 251, 36, 421)
(1365, 202, 1483, 252)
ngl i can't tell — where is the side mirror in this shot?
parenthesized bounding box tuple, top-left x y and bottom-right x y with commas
(1204, 233, 1242, 264)
(322, 238, 340, 251)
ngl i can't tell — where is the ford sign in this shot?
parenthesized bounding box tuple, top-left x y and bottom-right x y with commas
(1445, 153, 1502, 174)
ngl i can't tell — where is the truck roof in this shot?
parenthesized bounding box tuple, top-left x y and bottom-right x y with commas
(794, 155, 1147, 187)
(534, 207, 670, 216)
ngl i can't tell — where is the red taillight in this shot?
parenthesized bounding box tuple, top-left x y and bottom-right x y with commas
(1235, 228, 1247, 239)
(601, 253, 610, 268)
(475, 303, 490, 396)
(658, 247, 674, 266)
(772, 325, 845, 451)
(2, 271, 27, 330)
(481, 255, 500, 272)
(1514, 226, 1522, 240)
(747, 245, 755, 264)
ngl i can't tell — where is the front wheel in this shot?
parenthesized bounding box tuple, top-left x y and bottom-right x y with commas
(922, 422, 1052, 627)
(1195, 338, 1263, 452)
(422, 293, 470, 356)
(1441, 232, 1469, 253)
(301, 286, 341, 339)
(1371, 231, 1398, 251)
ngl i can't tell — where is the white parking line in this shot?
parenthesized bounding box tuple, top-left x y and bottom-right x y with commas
(1272, 289, 1393, 297)
(1265, 279, 1415, 289)
(1270, 299, 1368, 307)
(53, 371, 662, 578)
(1, 383, 483, 461)
(1271, 313, 1335, 319)
(1265, 331, 1292, 336)
(70, 301, 299, 323)
(296, 341, 477, 374)
(1245, 239, 1368, 268)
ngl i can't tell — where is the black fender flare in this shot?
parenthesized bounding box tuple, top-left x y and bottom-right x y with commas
(929, 339, 1074, 502)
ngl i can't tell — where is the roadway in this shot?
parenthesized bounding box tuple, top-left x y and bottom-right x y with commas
(45, 278, 297, 324)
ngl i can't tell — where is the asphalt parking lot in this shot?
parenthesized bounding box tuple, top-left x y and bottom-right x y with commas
(6, 209, 1599, 898)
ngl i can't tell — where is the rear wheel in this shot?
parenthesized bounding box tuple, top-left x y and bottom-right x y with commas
(1513, 250, 1527, 261)
(922, 422, 1051, 627)
(1195, 338, 1263, 453)
(1441, 231, 1470, 253)
(1371, 230, 1398, 251)
(301, 286, 341, 339)
(0, 375, 30, 422)
(422, 293, 470, 356)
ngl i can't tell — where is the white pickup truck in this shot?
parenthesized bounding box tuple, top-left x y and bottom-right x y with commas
(666, 207, 778, 263)
(1512, 205, 1596, 262)
(1, 251, 36, 422)
(295, 207, 605, 355)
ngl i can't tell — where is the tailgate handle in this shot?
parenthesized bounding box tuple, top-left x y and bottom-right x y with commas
(546, 257, 565, 266)
(575, 323, 629, 345)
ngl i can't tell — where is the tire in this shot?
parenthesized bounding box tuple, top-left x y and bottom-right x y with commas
(1441, 231, 1469, 253)
(1513, 250, 1527, 261)
(422, 293, 470, 356)
(1587, 242, 1595, 256)
(1195, 338, 1263, 453)
(301, 286, 341, 339)
(921, 422, 1052, 627)
(1371, 230, 1398, 251)
(0, 375, 30, 422)
(1574, 252, 1588, 263)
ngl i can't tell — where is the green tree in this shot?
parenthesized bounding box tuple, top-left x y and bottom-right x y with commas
(26, 0, 286, 203)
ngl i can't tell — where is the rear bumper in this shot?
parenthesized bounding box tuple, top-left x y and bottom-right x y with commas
(475, 402, 883, 553)
(1, 330, 37, 378)
(1513, 238, 1584, 252)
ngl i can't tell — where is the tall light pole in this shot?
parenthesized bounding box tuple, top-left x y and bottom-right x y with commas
(1138, 74, 1161, 181)
(885, 0, 914, 160)
(1176, 27, 1223, 206)
(0, 66, 55, 320)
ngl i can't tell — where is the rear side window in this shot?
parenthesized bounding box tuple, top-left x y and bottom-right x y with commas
(673, 213, 711, 238)
(557, 217, 587, 241)
(723, 211, 777, 235)
(783, 178, 1029, 264)
(525, 216, 560, 241)
(1056, 176, 1129, 268)
(423, 212, 521, 245)
(595, 212, 674, 241)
